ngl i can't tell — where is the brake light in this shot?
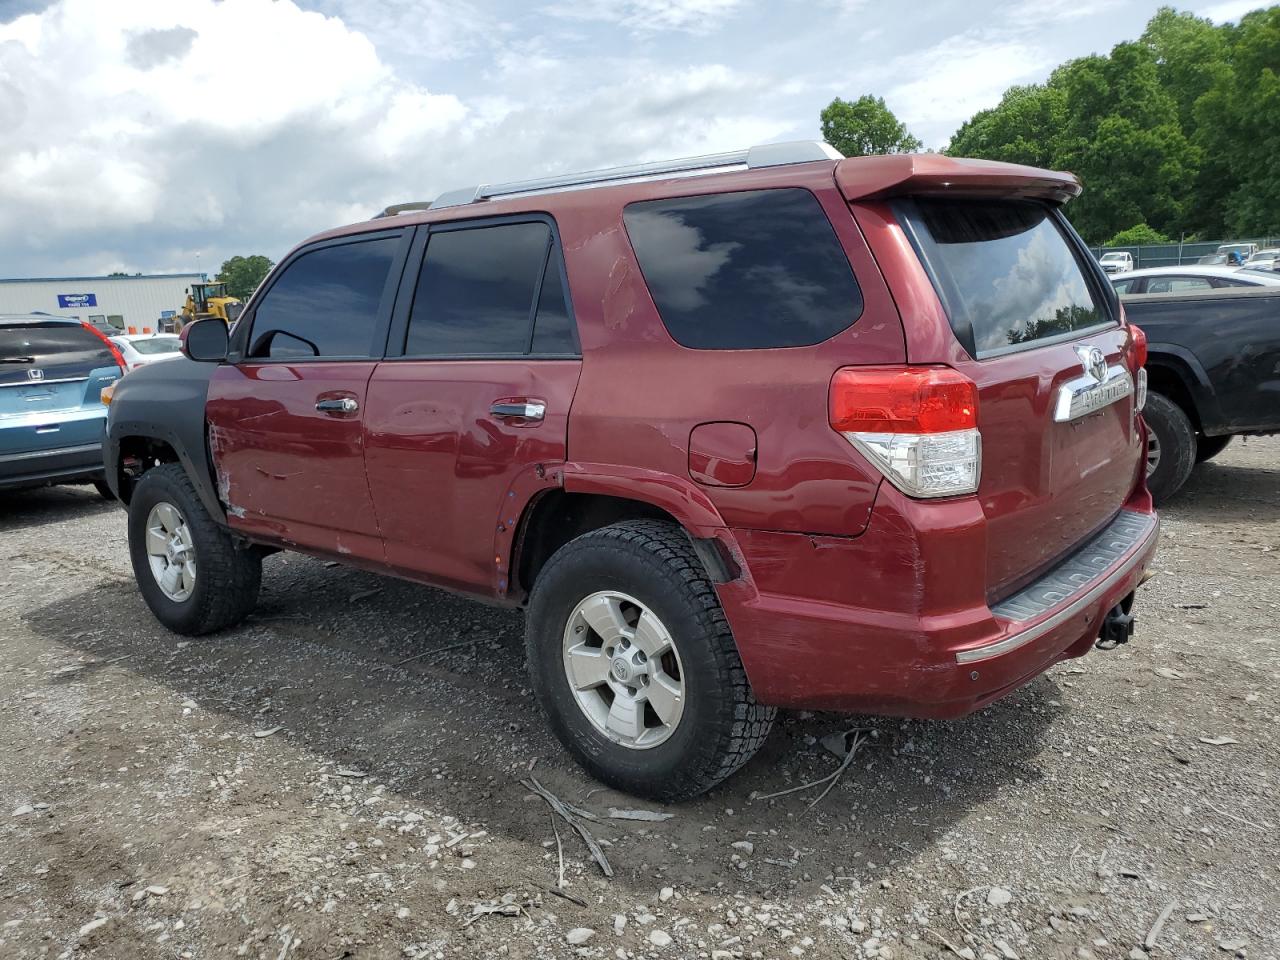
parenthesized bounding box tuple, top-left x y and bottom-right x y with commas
(830, 366, 981, 499)
(81, 321, 127, 372)
(1128, 322, 1148, 369)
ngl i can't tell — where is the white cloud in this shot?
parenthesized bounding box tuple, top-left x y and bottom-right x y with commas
(885, 33, 1046, 146)
(0, 0, 786, 276)
(1198, 0, 1264, 22)
(540, 0, 745, 33)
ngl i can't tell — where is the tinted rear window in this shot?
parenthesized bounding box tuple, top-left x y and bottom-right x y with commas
(624, 188, 863, 350)
(1, 322, 113, 368)
(905, 199, 1110, 357)
(407, 222, 550, 356)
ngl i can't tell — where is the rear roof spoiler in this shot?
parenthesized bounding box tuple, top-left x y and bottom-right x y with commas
(835, 154, 1082, 205)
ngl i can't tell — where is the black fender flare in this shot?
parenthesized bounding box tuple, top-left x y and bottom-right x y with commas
(104, 358, 225, 524)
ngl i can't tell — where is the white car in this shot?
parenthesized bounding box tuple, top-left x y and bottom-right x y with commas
(1098, 251, 1134, 274)
(1110, 265, 1280, 295)
(1245, 248, 1279, 269)
(109, 333, 183, 372)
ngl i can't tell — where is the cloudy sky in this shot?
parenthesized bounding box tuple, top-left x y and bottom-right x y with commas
(0, 0, 1262, 279)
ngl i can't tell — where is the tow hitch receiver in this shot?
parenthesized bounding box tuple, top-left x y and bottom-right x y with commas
(1096, 594, 1136, 650)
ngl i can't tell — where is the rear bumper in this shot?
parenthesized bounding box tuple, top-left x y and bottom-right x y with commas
(0, 440, 104, 489)
(716, 496, 1158, 718)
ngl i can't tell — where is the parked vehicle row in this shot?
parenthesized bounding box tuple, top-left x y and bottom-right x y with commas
(102, 145, 1156, 800)
(1111, 265, 1280, 294)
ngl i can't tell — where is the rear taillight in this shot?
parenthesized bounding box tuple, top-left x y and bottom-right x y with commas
(1129, 323, 1148, 411)
(81, 321, 127, 372)
(830, 366, 981, 499)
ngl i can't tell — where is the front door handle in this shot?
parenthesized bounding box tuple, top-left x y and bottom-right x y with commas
(490, 401, 546, 421)
(316, 397, 359, 414)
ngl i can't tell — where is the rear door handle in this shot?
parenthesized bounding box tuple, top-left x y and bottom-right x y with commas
(490, 401, 546, 421)
(316, 397, 359, 414)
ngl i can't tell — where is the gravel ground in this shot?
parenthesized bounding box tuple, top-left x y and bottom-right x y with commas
(1, 438, 1276, 960)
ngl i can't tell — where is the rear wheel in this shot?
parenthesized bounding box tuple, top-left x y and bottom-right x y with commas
(1143, 392, 1196, 505)
(526, 520, 774, 802)
(128, 464, 261, 635)
(1195, 434, 1232, 463)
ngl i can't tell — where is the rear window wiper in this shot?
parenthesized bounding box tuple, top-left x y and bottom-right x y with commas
(1, 357, 36, 364)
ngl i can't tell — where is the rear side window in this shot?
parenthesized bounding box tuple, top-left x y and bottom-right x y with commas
(248, 237, 398, 359)
(624, 188, 863, 350)
(903, 198, 1110, 358)
(405, 221, 576, 356)
(1, 323, 113, 382)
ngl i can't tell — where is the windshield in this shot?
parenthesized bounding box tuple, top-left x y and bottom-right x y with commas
(129, 336, 181, 355)
(903, 198, 1111, 358)
(1101, 253, 1126, 261)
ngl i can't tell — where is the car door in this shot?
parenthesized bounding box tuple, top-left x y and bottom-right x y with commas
(364, 217, 582, 595)
(207, 230, 410, 560)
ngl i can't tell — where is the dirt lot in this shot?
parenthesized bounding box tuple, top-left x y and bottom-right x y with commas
(1, 439, 1277, 960)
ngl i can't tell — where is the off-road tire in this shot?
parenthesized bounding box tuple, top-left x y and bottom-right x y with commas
(1195, 434, 1232, 463)
(128, 463, 261, 635)
(526, 520, 774, 802)
(1144, 392, 1196, 505)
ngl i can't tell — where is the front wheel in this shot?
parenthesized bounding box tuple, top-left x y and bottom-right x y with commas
(128, 463, 261, 635)
(526, 520, 774, 802)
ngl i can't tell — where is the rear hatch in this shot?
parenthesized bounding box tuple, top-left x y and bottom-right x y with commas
(894, 197, 1141, 599)
(0, 320, 121, 456)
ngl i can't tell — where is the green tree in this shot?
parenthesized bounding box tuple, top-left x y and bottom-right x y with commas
(1106, 223, 1170, 246)
(217, 255, 274, 301)
(820, 96, 922, 157)
(1195, 6, 1280, 236)
(947, 84, 1066, 168)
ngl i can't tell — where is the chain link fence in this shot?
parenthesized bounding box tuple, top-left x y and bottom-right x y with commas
(1088, 237, 1280, 269)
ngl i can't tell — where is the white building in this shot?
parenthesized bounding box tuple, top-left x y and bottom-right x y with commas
(0, 273, 206, 333)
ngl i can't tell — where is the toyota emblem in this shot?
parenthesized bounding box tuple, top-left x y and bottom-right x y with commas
(1075, 345, 1107, 383)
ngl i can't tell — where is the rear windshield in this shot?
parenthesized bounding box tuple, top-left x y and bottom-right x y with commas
(624, 188, 863, 350)
(128, 336, 181, 355)
(904, 198, 1111, 358)
(1, 322, 113, 366)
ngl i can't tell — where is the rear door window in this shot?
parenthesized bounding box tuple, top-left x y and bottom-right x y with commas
(902, 198, 1112, 358)
(404, 220, 577, 357)
(248, 237, 399, 359)
(624, 188, 863, 350)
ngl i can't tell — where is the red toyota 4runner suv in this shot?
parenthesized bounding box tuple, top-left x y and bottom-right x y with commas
(105, 142, 1157, 801)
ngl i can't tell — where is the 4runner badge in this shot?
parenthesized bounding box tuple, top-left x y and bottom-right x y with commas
(1054, 345, 1132, 422)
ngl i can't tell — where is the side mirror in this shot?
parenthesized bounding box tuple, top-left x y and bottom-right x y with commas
(181, 318, 229, 362)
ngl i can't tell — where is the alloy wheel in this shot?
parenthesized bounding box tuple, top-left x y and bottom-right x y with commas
(561, 591, 685, 749)
(145, 501, 197, 602)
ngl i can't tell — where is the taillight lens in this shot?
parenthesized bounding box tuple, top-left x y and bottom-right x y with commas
(1129, 323, 1148, 369)
(81, 321, 127, 372)
(830, 366, 981, 499)
(1128, 323, 1148, 411)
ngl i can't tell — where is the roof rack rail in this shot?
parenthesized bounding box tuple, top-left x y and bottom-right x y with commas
(372, 200, 433, 220)
(427, 139, 843, 210)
